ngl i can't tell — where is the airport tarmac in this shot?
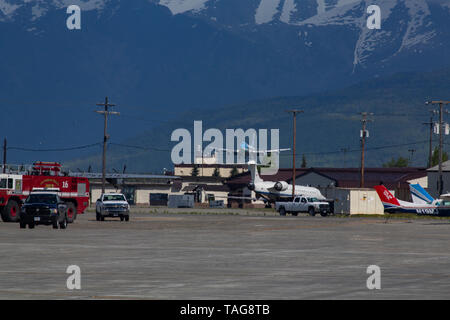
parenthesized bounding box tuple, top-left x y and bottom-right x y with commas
(0, 209, 449, 299)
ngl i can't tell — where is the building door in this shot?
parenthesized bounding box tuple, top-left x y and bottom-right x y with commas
(122, 186, 136, 205)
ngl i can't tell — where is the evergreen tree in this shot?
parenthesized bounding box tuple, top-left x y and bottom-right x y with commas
(301, 155, 307, 168)
(382, 156, 410, 168)
(230, 167, 239, 177)
(431, 147, 449, 167)
(212, 167, 221, 177)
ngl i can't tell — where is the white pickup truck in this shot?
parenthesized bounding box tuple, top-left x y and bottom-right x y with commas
(95, 193, 130, 221)
(275, 196, 330, 217)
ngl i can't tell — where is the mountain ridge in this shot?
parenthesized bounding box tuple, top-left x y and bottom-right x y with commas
(0, 0, 449, 171)
(64, 67, 450, 173)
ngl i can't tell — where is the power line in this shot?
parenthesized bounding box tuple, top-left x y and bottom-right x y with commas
(5, 139, 430, 157)
(7, 142, 102, 152)
(279, 140, 429, 157)
(109, 142, 171, 152)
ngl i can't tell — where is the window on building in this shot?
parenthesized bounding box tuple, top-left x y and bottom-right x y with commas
(150, 193, 168, 206)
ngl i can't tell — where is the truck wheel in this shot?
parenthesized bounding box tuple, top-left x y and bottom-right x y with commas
(20, 222, 26, 229)
(28, 223, 35, 229)
(291, 212, 298, 216)
(308, 207, 316, 217)
(53, 218, 59, 229)
(120, 216, 124, 221)
(2, 200, 20, 222)
(66, 202, 77, 223)
(96, 213, 100, 221)
(59, 217, 68, 229)
(320, 212, 328, 217)
(125, 216, 129, 222)
(279, 207, 286, 216)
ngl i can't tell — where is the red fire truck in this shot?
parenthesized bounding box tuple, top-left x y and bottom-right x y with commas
(0, 162, 90, 223)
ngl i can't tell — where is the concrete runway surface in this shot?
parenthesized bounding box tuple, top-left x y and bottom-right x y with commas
(0, 209, 449, 299)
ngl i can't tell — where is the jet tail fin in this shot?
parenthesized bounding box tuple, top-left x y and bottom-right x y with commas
(409, 184, 434, 204)
(248, 161, 262, 183)
(374, 185, 400, 208)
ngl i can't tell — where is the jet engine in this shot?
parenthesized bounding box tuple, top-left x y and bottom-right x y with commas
(274, 181, 288, 191)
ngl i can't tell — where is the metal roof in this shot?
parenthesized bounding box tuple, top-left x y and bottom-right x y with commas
(225, 167, 427, 189)
(427, 160, 450, 171)
(68, 172, 180, 180)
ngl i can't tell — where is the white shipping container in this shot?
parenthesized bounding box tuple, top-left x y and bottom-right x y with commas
(332, 188, 388, 215)
(168, 194, 194, 208)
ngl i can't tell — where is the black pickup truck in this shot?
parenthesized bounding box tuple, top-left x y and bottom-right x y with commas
(19, 192, 68, 229)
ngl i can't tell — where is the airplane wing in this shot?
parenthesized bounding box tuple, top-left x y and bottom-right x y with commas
(253, 148, 291, 154)
(214, 195, 261, 201)
(261, 148, 291, 153)
(215, 147, 290, 154)
(265, 188, 291, 196)
(215, 148, 244, 154)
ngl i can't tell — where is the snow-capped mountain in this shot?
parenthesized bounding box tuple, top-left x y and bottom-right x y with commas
(0, 0, 449, 169)
(0, 0, 107, 21)
(0, 0, 448, 85)
(156, 0, 450, 71)
(0, 0, 449, 129)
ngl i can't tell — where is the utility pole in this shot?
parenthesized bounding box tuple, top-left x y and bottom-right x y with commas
(286, 109, 304, 198)
(423, 110, 437, 168)
(408, 148, 416, 163)
(425, 100, 450, 195)
(359, 112, 373, 188)
(95, 97, 119, 194)
(341, 148, 349, 168)
(2, 138, 6, 173)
